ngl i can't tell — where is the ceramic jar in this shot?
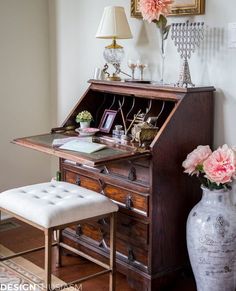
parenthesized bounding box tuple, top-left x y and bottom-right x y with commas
(79, 121, 90, 129)
(187, 186, 236, 291)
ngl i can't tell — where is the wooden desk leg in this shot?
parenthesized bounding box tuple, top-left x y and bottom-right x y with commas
(109, 212, 117, 291)
(45, 228, 52, 291)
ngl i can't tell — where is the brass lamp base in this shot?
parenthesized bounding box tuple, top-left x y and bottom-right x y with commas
(103, 38, 124, 82)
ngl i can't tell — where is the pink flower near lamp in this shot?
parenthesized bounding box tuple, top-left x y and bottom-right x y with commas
(139, 0, 173, 23)
(139, 0, 173, 84)
(183, 144, 236, 291)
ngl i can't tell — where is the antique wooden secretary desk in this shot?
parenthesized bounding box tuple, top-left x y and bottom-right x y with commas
(14, 80, 215, 290)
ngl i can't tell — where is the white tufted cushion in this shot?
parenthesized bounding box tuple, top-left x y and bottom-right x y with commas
(0, 181, 118, 228)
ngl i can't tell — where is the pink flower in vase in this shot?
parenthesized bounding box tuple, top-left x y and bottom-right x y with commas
(183, 144, 236, 190)
(182, 145, 212, 176)
(203, 144, 236, 185)
(139, 0, 173, 23)
(139, 0, 173, 83)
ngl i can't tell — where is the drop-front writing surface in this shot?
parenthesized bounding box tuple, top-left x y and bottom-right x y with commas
(14, 80, 215, 290)
(14, 133, 149, 166)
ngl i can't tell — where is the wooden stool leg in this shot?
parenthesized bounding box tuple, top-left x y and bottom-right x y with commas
(45, 228, 52, 291)
(56, 229, 62, 267)
(109, 212, 117, 291)
(0, 210, 3, 228)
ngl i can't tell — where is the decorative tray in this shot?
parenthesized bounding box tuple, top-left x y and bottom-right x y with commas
(75, 127, 99, 137)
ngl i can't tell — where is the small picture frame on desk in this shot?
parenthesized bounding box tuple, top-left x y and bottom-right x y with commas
(99, 110, 117, 133)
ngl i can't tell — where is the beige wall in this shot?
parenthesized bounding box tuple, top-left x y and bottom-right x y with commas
(0, 0, 51, 191)
(54, 0, 236, 148)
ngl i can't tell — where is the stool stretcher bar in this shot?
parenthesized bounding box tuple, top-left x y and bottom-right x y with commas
(52, 269, 111, 291)
(59, 242, 111, 270)
(0, 243, 57, 262)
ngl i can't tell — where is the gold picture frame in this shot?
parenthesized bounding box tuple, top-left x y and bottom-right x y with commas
(131, 0, 205, 17)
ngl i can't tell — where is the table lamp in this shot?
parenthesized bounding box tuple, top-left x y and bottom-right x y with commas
(96, 6, 133, 81)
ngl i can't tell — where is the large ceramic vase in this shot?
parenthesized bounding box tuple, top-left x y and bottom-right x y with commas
(187, 186, 236, 291)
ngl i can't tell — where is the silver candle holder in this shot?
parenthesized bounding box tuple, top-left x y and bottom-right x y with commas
(171, 21, 204, 88)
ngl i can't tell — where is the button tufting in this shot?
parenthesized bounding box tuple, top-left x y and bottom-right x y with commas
(64, 195, 73, 199)
(41, 196, 50, 200)
(0, 181, 118, 228)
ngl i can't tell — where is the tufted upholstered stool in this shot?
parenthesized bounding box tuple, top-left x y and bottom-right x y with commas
(0, 181, 118, 291)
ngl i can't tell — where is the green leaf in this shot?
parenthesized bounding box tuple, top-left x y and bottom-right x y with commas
(160, 15, 167, 28)
(196, 164, 204, 172)
(156, 15, 167, 30)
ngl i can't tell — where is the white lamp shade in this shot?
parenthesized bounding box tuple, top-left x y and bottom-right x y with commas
(96, 6, 133, 39)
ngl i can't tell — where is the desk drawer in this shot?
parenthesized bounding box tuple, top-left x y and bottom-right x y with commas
(68, 214, 149, 250)
(104, 184, 149, 216)
(101, 212, 149, 246)
(105, 159, 150, 186)
(71, 221, 103, 244)
(118, 240, 148, 267)
(105, 236, 148, 267)
(63, 170, 101, 192)
(117, 213, 149, 246)
(62, 166, 149, 217)
(64, 226, 149, 269)
(71, 221, 149, 267)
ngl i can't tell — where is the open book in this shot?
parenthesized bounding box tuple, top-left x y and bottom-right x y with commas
(59, 140, 106, 154)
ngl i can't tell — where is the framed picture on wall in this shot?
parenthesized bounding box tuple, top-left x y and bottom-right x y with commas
(131, 0, 205, 17)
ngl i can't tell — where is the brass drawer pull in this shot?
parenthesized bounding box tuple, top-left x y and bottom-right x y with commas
(125, 195, 133, 210)
(128, 166, 137, 181)
(128, 248, 135, 262)
(98, 218, 108, 226)
(76, 225, 83, 236)
(98, 179, 106, 190)
(76, 177, 81, 186)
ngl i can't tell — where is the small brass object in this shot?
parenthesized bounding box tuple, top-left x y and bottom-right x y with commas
(131, 122, 159, 147)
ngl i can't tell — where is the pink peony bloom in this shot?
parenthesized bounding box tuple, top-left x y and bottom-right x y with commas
(233, 146, 236, 178)
(182, 145, 212, 176)
(203, 144, 236, 185)
(139, 0, 173, 23)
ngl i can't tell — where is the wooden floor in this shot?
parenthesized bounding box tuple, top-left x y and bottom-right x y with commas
(0, 218, 197, 291)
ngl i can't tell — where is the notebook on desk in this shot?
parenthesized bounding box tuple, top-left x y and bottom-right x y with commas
(52, 136, 92, 147)
(59, 140, 106, 154)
